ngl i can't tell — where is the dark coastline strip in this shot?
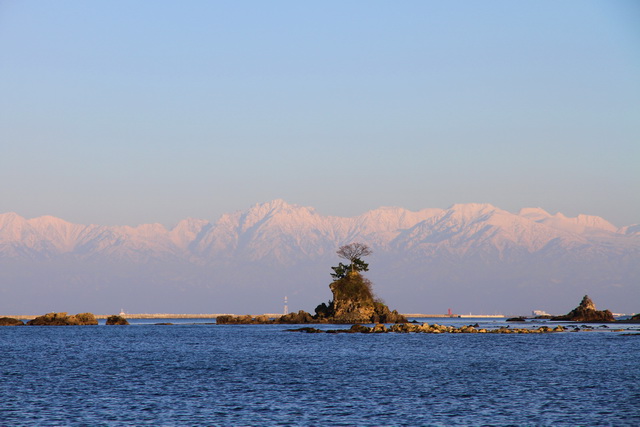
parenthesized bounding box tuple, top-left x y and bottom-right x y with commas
(288, 323, 585, 334)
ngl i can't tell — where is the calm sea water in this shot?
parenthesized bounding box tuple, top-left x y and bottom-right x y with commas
(1, 319, 639, 426)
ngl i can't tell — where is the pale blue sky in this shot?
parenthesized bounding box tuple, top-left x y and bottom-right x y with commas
(1, 1, 638, 227)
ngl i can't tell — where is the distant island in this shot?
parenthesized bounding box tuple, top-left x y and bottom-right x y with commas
(550, 295, 615, 323)
(217, 243, 407, 325)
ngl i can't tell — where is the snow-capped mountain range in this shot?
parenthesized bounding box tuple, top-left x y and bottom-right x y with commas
(1, 200, 638, 315)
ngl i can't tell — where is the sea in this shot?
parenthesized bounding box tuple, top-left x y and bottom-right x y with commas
(1, 318, 639, 426)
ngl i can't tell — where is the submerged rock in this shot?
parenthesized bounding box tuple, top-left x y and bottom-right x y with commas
(287, 323, 570, 334)
(551, 296, 615, 323)
(0, 317, 24, 326)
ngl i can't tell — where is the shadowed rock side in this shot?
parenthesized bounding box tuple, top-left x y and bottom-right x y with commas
(551, 295, 615, 323)
(105, 315, 130, 325)
(0, 317, 24, 326)
(26, 312, 98, 325)
(217, 271, 407, 325)
(620, 313, 640, 323)
(288, 323, 568, 334)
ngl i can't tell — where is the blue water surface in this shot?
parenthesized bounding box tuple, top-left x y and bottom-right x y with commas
(1, 320, 639, 426)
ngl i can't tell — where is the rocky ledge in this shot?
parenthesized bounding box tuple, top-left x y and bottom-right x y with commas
(26, 312, 98, 326)
(288, 323, 568, 334)
(0, 317, 24, 326)
(551, 295, 615, 323)
(105, 315, 130, 325)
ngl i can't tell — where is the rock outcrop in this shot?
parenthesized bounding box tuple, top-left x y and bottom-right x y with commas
(105, 315, 130, 325)
(217, 272, 407, 325)
(327, 273, 377, 323)
(551, 296, 615, 323)
(216, 271, 408, 325)
(27, 312, 98, 325)
(321, 272, 407, 324)
(0, 317, 24, 326)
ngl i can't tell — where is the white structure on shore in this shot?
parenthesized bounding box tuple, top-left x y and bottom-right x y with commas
(532, 310, 550, 316)
(284, 296, 288, 315)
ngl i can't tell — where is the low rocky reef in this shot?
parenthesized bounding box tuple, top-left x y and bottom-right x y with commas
(27, 312, 98, 325)
(0, 312, 130, 326)
(288, 323, 569, 334)
(0, 317, 25, 326)
(551, 295, 615, 323)
(216, 306, 407, 325)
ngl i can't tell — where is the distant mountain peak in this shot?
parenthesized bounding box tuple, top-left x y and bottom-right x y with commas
(1, 201, 638, 315)
(519, 207, 551, 219)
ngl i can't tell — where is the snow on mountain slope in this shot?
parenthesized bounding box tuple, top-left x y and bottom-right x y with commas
(0, 201, 637, 261)
(620, 224, 640, 237)
(391, 203, 590, 258)
(0, 201, 638, 315)
(519, 207, 618, 235)
(0, 212, 91, 257)
(194, 199, 341, 261)
(344, 206, 444, 248)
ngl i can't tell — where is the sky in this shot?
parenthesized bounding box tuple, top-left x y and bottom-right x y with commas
(1, 1, 639, 228)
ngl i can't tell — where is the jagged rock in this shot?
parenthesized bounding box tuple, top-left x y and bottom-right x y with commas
(276, 310, 316, 324)
(68, 313, 98, 325)
(27, 312, 98, 325)
(323, 272, 407, 324)
(372, 303, 408, 323)
(0, 317, 24, 326)
(106, 315, 129, 325)
(372, 323, 387, 333)
(329, 273, 376, 323)
(551, 295, 615, 322)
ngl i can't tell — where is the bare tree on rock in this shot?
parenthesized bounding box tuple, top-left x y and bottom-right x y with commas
(336, 243, 372, 274)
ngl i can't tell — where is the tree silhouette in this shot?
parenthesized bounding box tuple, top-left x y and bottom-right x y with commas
(336, 242, 372, 274)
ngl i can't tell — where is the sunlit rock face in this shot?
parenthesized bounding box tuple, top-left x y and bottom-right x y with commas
(26, 312, 98, 326)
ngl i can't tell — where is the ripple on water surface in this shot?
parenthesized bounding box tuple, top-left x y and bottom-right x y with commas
(0, 324, 639, 425)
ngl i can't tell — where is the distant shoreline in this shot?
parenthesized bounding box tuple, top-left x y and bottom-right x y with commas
(3, 313, 505, 320)
(3, 314, 225, 320)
